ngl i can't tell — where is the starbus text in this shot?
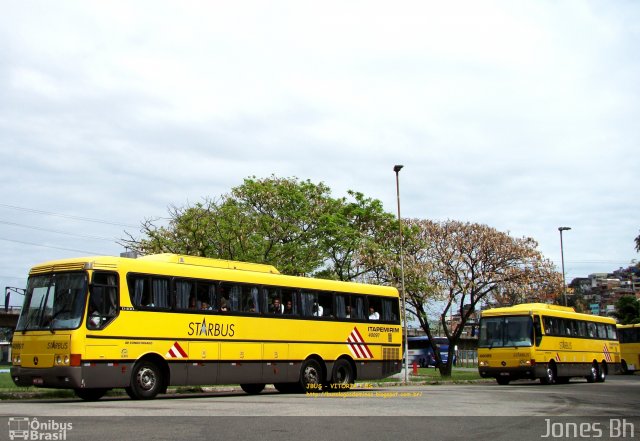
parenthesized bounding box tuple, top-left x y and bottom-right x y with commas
(187, 321, 235, 337)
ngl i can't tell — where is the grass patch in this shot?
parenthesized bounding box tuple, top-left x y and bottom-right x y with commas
(411, 367, 481, 382)
(373, 367, 482, 384)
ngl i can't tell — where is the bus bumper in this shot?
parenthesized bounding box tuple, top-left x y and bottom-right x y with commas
(10, 365, 85, 389)
(11, 362, 134, 389)
(478, 366, 539, 381)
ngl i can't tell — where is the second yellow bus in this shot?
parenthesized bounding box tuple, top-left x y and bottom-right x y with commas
(478, 303, 619, 385)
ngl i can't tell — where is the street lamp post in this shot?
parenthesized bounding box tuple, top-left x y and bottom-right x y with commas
(393, 165, 408, 384)
(558, 227, 571, 306)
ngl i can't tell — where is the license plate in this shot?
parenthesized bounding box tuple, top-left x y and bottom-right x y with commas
(33, 377, 43, 385)
(499, 372, 509, 376)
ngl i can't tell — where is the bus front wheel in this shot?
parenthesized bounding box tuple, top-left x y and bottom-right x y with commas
(586, 363, 598, 383)
(540, 363, 556, 385)
(127, 360, 163, 400)
(621, 360, 631, 375)
(596, 363, 606, 383)
(274, 382, 298, 394)
(240, 383, 265, 394)
(496, 377, 510, 385)
(74, 388, 109, 401)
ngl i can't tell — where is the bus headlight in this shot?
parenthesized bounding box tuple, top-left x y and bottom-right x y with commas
(15, 355, 21, 365)
(519, 360, 533, 367)
(55, 355, 62, 365)
(479, 361, 488, 367)
(64, 355, 70, 365)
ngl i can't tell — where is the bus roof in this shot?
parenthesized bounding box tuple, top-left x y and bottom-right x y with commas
(616, 323, 640, 329)
(407, 336, 449, 342)
(480, 303, 616, 324)
(28, 253, 399, 297)
(137, 253, 280, 274)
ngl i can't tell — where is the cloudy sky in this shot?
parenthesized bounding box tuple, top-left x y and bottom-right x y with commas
(1, 1, 638, 305)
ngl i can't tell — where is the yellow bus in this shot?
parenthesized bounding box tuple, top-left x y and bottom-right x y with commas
(10, 253, 402, 400)
(617, 323, 640, 374)
(477, 303, 619, 385)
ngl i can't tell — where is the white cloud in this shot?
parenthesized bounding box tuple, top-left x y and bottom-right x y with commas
(0, 0, 638, 298)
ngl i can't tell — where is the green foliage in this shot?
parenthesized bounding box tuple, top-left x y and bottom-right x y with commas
(121, 176, 394, 279)
(613, 296, 640, 325)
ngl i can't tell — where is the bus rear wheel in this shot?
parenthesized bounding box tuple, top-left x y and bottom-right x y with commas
(240, 383, 265, 395)
(299, 359, 323, 393)
(126, 360, 163, 400)
(328, 359, 354, 391)
(74, 388, 109, 401)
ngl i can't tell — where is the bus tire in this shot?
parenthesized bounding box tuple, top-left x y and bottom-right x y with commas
(585, 362, 598, 383)
(540, 362, 556, 385)
(496, 377, 510, 385)
(596, 363, 606, 383)
(240, 383, 265, 394)
(127, 360, 163, 400)
(74, 388, 109, 401)
(621, 360, 630, 375)
(274, 382, 298, 394)
(328, 359, 354, 391)
(299, 358, 323, 393)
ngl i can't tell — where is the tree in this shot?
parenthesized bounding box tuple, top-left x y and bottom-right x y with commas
(612, 296, 640, 325)
(361, 219, 563, 377)
(635, 231, 640, 253)
(121, 176, 395, 279)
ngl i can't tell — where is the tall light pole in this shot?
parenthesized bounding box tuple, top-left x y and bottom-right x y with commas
(558, 227, 571, 306)
(394, 165, 408, 384)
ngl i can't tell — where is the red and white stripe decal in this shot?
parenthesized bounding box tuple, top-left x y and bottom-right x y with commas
(603, 344, 612, 363)
(347, 327, 373, 359)
(555, 353, 561, 362)
(166, 342, 188, 359)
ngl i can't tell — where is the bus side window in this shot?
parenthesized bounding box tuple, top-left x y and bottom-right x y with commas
(318, 291, 332, 317)
(542, 316, 553, 336)
(175, 279, 194, 310)
(533, 315, 542, 346)
(88, 272, 118, 329)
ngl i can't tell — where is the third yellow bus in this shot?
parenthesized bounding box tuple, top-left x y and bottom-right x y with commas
(618, 323, 640, 374)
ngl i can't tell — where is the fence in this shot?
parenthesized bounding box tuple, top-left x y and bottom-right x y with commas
(456, 350, 478, 368)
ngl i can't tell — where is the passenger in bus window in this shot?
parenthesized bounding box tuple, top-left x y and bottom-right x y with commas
(284, 300, 294, 315)
(313, 302, 323, 317)
(368, 307, 379, 320)
(270, 297, 283, 314)
(345, 305, 352, 319)
(245, 300, 256, 313)
(200, 301, 212, 311)
(87, 304, 101, 329)
(220, 298, 229, 312)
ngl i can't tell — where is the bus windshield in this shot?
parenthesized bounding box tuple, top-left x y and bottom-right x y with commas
(16, 273, 88, 331)
(478, 315, 533, 348)
(619, 326, 640, 344)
